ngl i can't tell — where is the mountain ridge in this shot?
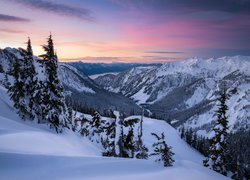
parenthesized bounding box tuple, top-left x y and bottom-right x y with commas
(94, 56, 250, 135)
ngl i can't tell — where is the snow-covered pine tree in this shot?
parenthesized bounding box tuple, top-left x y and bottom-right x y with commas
(102, 111, 116, 157)
(203, 87, 229, 176)
(88, 110, 102, 142)
(123, 118, 139, 158)
(135, 114, 148, 159)
(18, 38, 37, 120)
(26, 37, 33, 56)
(150, 132, 175, 167)
(7, 59, 27, 119)
(92, 110, 101, 129)
(33, 80, 48, 123)
(77, 115, 90, 135)
(68, 106, 74, 129)
(3, 72, 9, 89)
(39, 34, 70, 133)
(5, 45, 32, 120)
(114, 111, 126, 157)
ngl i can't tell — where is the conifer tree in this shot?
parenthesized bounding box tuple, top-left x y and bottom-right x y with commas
(78, 115, 90, 135)
(114, 111, 126, 157)
(92, 110, 101, 129)
(150, 132, 175, 167)
(203, 87, 229, 176)
(180, 126, 185, 139)
(26, 37, 33, 56)
(123, 118, 139, 158)
(7, 38, 41, 121)
(135, 114, 148, 159)
(39, 34, 69, 132)
(68, 106, 74, 127)
(7, 60, 27, 119)
(102, 112, 116, 157)
(20, 38, 37, 120)
(89, 110, 102, 142)
(0, 62, 3, 73)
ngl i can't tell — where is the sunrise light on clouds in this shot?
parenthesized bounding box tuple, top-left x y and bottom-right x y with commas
(1, 0, 250, 63)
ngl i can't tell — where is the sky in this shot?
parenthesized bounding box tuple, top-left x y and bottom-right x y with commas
(0, 0, 250, 63)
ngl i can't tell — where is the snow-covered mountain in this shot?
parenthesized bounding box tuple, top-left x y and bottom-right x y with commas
(58, 63, 141, 115)
(0, 84, 227, 180)
(68, 61, 161, 76)
(95, 56, 250, 135)
(0, 47, 141, 115)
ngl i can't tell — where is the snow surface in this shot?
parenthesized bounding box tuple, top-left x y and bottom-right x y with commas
(89, 72, 119, 79)
(59, 64, 95, 94)
(0, 85, 228, 180)
(131, 86, 151, 104)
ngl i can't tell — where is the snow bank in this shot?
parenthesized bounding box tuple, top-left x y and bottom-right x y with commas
(0, 152, 228, 180)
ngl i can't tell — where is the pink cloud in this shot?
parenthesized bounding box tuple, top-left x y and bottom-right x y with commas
(118, 13, 250, 50)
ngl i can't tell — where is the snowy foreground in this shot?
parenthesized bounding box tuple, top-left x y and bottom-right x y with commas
(0, 86, 228, 180)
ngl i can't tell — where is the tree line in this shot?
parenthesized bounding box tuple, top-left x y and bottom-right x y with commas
(179, 88, 250, 179)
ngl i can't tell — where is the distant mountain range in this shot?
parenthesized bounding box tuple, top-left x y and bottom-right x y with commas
(68, 62, 161, 75)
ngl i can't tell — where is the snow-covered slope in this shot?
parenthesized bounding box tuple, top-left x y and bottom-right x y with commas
(0, 85, 227, 180)
(95, 56, 250, 134)
(59, 64, 96, 94)
(58, 63, 141, 115)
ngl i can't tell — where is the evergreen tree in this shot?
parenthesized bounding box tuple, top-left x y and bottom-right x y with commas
(7, 38, 43, 121)
(192, 130, 197, 148)
(92, 110, 101, 129)
(0, 62, 3, 73)
(114, 111, 126, 157)
(123, 118, 139, 158)
(68, 106, 74, 128)
(135, 143, 148, 159)
(19, 38, 37, 120)
(185, 128, 193, 144)
(78, 115, 90, 135)
(3, 72, 10, 88)
(102, 112, 116, 157)
(224, 131, 250, 179)
(180, 126, 185, 139)
(26, 37, 33, 56)
(88, 110, 102, 142)
(203, 88, 229, 176)
(7, 60, 27, 119)
(39, 34, 69, 133)
(150, 132, 175, 167)
(103, 111, 127, 157)
(135, 114, 148, 159)
(6, 47, 32, 120)
(33, 80, 48, 123)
